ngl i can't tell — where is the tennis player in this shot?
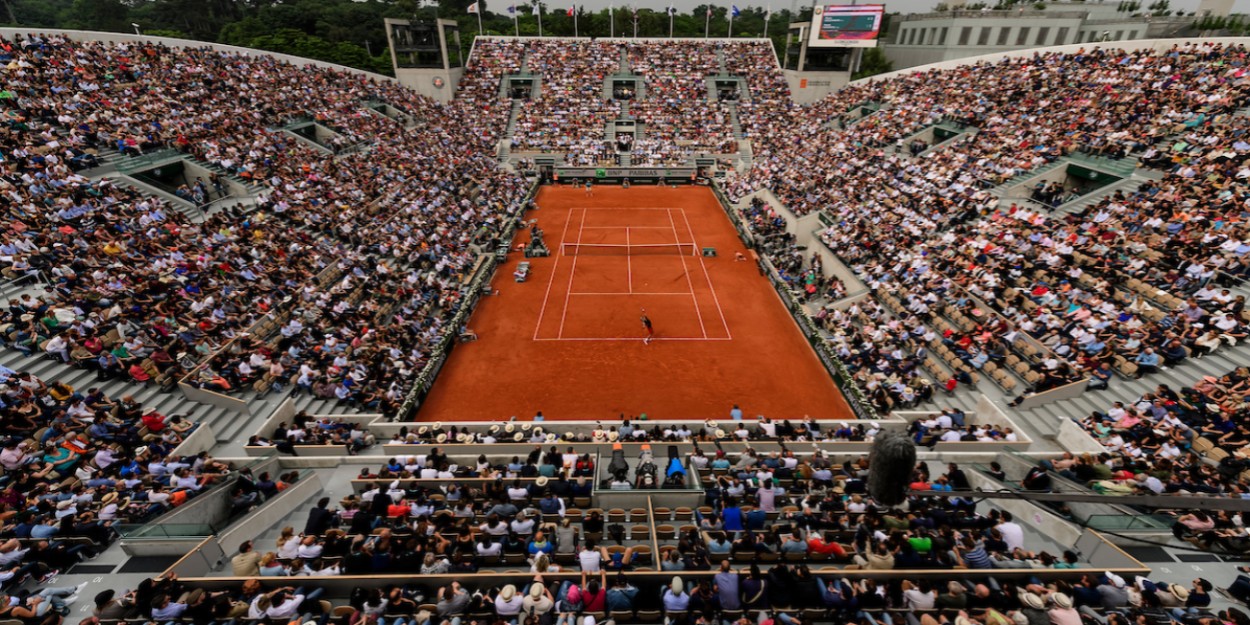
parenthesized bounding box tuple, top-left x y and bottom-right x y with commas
(641, 309, 654, 345)
(584, 179, 594, 196)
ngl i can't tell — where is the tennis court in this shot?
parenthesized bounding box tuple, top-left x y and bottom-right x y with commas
(416, 185, 853, 421)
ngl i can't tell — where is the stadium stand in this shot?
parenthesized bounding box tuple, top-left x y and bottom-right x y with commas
(0, 28, 1245, 625)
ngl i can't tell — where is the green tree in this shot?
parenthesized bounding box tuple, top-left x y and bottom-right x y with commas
(852, 46, 892, 80)
(64, 0, 129, 32)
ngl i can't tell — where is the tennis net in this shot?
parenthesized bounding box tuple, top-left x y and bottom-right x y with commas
(561, 243, 698, 256)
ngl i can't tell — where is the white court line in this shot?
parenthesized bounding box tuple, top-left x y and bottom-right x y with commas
(666, 208, 707, 340)
(570, 207, 685, 211)
(626, 227, 631, 294)
(534, 337, 733, 342)
(679, 207, 733, 340)
(555, 207, 588, 340)
(579, 226, 673, 229)
(569, 292, 692, 296)
(532, 207, 576, 341)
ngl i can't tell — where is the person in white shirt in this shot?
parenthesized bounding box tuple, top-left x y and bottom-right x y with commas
(277, 533, 301, 560)
(578, 541, 602, 572)
(296, 537, 323, 559)
(995, 512, 1025, 551)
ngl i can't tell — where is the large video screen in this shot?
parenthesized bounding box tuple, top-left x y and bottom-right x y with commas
(808, 4, 885, 48)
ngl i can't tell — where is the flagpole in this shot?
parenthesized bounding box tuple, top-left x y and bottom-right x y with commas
(668, 5, 674, 37)
(764, 6, 771, 36)
(537, 2, 543, 36)
(574, 7, 579, 37)
(513, 6, 519, 36)
(728, 12, 733, 37)
(610, 2, 615, 37)
(477, 7, 484, 35)
(704, 7, 710, 37)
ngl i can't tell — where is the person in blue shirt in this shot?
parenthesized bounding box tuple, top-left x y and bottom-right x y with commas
(605, 573, 639, 612)
(1088, 361, 1113, 390)
(661, 577, 690, 612)
(527, 530, 555, 556)
(1135, 347, 1161, 377)
(730, 405, 743, 421)
(720, 498, 745, 534)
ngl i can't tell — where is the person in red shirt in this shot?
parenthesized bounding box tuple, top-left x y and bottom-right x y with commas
(141, 409, 166, 432)
(806, 531, 847, 558)
(386, 501, 409, 519)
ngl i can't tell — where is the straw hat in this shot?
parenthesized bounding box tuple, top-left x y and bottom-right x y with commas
(101, 492, 118, 505)
(505, 423, 516, 433)
(489, 425, 501, 434)
(1011, 613, 1029, 625)
(1169, 585, 1190, 602)
(670, 577, 684, 594)
(705, 420, 717, 430)
(1105, 572, 1126, 588)
(535, 476, 549, 487)
(1021, 593, 1045, 611)
(529, 583, 544, 599)
(544, 433, 556, 443)
(607, 431, 619, 442)
(522, 423, 533, 432)
(714, 428, 726, 439)
(564, 431, 575, 441)
(456, 433, 469, 443)
(417, 426, 429, 436)
(432, 422, 442, 431)
(513, 432, 525, 442)
(499, 585, 516, 601)
(436, 433, 447, 444)
(1051, 593, 1073, 609)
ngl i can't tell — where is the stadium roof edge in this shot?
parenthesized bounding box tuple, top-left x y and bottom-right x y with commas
(849, 36, 1250, 86)
(0, 28, 397, 82)
(474, 35, 772, 42)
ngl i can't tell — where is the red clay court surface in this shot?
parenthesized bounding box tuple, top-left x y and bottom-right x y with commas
(416, 185, 853, 422)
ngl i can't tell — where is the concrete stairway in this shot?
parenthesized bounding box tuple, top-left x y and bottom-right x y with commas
(728, 103, 744, 140)
(0, 349, 253, 444)
(1016, 338, 1250, 435)
(500, 101, 523, 163)
(110, 177, 201, 222)
(1052, 176, 1149, 216)
(619, 47, 629, 73)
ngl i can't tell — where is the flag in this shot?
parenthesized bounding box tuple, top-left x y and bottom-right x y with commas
(731, 5, 741, 17)
(764, 6, 771, 19)
(507, 3, 516, 13)
(667, 4, 677, 14)
(467, 1, 479, 13)
(706, 6, 713, 16)
(567, 4, 575, 15)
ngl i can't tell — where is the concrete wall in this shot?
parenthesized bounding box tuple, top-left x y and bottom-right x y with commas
(966, 467, 1082, 547)
(1055, 417, 1108, 455)
(784, 70, 854, 105)
(394, 67, 464, 103)
(856, 37, 1250, 86)
(215, 471, 324, 555)
(171, 423, 217, 458)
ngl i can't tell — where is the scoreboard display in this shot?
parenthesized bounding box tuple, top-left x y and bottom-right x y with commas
(809, 4, 885, 48)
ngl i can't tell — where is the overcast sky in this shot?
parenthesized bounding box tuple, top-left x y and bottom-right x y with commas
(560, 0, 1240, 17)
